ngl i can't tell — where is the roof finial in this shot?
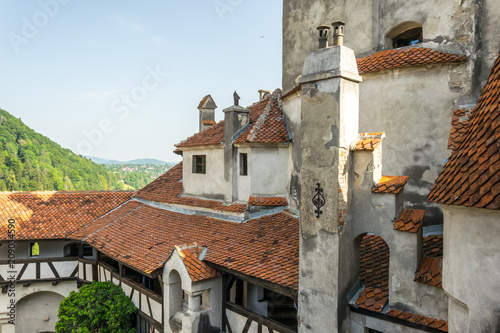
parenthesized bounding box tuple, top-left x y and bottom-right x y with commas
(233, 91, 240, 106)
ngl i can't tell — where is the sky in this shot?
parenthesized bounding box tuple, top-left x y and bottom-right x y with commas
(0, 0, 283, 163)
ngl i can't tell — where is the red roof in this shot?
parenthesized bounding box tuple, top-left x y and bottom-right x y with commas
(174, 244, 221, 282)
(357, 48, 465, 75)
(133, 163, 247, 213)
(248, 196, 287, 207)
(177, 90, 289, 148)
(423, 235, 443, 258)
(198, 94, 217, 109)
(76, 199, 299, 290)
(356, 234, 447, 331)
(393, 209, 426, 233)
(204, 211, 299, 290)
(357, 235, 389, 312)
(372, 176, 409, 194)
(448, 108, 474, 150)
(0, 191, 133, 241)
(414, 256, 443, 288)
(386, 309, 448, 332)
(429, 53, 500, 210)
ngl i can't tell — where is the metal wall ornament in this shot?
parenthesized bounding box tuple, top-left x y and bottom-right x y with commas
(313, 183, 325, 218)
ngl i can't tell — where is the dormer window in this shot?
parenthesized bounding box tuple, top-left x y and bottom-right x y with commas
(193, 155, 206, 174)
(385, 22, 422, 49)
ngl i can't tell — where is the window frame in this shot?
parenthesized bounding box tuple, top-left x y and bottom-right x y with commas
(30, 242, 40, 257)
(192, 155, 207, 174)
(239, 153, 248, 176)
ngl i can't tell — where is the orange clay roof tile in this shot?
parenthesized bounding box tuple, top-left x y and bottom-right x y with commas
(357, 235, 447, 330)
(204, 211, 299, 290)
(357, 48, 465, 75)
(133, 163, 247, 213)
(77, 199, 299, 289)
(177, 90, 289, 148)
(201, 120, 216, 125)
(175, 244, 221, 282)
(357, 235, 389, 312)
(248, 196, 287, 207)
(372, 176, 410, 194)
(393, 209, 426, 233)
(414, 256, 443, 288)
(423, 235, 443, 258)
(198, 94, 217, 109)
(448, 108, 474, 150)
(429, 53, 500, 210)
(386, 309, 448, 332)
(0, 191, 133, 241)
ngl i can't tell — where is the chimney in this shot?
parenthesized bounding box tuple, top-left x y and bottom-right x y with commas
(258, 89, 272, 100)
(332, 21, 345, 46)
(198, 95, 217, 132)
(297, 22, 361, 331)
(223, 91, 250, 203)
(317, 25, 331, 49)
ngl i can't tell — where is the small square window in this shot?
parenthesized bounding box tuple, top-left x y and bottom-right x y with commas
(83, 244, 93, 257)
(240, 153, 248, 176)
(30, 242, 40, 257)
(193, 155, 206, 174)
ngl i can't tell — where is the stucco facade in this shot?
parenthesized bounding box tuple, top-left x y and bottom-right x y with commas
(283, 0, 500, 225)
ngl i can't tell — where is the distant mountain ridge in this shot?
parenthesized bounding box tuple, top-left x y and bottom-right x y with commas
(86, 156, 171, 165)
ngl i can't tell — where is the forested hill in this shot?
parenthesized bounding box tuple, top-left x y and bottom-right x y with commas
(0, 108, 122, 191)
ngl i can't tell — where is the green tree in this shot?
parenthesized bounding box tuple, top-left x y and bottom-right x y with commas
(56, 281, 137, 333)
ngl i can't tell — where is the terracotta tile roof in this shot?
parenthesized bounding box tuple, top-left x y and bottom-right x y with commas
(393, 209, 426, 233)
(357, 235, 448, 331)
(354, 138, 382, 151)
(448, 108, 474, 150)
(248, 196, 287, 206)
(429, 53, 500, 210)
(78, 201, 235, 274)
(354, 133, 385, 151)
(205, 211, 299, 290)
(198, 94, 217, 109)
(235, 89, 289, 144)
(177, 90, 290, 148)
(357, 48, 466, 75)
(414, 256, 443, 288)
(423, 235, 443, 258)
(357, 234, 389, 312)
(133, 163, 247, 213)
(0, 191, 133, 241)
(201, 120, 216, 125)
(372, 176, 410, 194)
(281, 84, 302, 99)
(77, 200, 299, 290)
(174, 244, 221, 282)
(386, 309, 448, 332)
(176, 121, 225, 148)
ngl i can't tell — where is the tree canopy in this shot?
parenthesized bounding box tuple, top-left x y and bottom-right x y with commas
(56, 281, 137, 333)
(0, 109, 123, 191)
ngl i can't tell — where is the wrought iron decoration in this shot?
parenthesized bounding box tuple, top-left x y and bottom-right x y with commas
(313, 183, 325, 218)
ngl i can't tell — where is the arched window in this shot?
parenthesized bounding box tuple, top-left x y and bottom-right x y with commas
(386, 22, 423, 49)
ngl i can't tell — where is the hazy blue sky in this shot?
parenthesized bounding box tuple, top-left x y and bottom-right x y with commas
(0, 0, 283, 162)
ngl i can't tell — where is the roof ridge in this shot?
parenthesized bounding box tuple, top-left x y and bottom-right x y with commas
(246, 89, 283, 142)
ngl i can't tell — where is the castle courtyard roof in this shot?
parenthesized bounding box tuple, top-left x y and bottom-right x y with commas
(0, 191, 133, 241)
(429, 53, 500, 210)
